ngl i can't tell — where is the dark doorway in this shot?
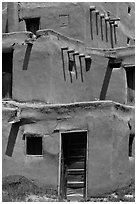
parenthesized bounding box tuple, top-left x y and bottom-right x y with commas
(129, 133, 135, 157)
(60, 131, 87, 201)
(2, 48, 13, 99)
(124, 66, 135, 104)
(25, 17, 40, 35)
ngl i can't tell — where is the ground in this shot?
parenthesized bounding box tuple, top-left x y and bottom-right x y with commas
(2, 175, 135, 202)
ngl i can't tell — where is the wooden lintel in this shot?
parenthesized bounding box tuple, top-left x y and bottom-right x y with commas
(114, 46, 135, 58)
(123, 65, 135, 69)
(87, 46, 135, 60)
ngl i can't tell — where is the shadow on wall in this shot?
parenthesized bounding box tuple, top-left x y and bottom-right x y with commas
(5, 119, 36, 157)
(2, 49, 13, 99)
(99, 59, 122, 100)
(5, 123, 20, 157)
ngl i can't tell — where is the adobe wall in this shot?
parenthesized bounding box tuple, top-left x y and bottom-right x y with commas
(3, 32, 128, 104)
(20, 2, 135, 48)
(2, 2, 135, 198)
(2, 3, 7, 33)
(3, 3, 135, 48)
(2, 101, 135, 197)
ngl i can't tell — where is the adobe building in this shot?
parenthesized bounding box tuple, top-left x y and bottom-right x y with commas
(2, 2, 135, 200)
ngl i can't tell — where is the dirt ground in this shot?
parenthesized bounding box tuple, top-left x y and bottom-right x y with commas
(2, 175, 135, 202)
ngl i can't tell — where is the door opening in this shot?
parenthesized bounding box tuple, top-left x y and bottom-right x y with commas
(124, 66, 135, 104)
(60, 131, 87, 201)
(24, 17, 40, 35)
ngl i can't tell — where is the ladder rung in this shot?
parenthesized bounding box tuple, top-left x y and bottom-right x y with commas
(67, 181, 84, 184)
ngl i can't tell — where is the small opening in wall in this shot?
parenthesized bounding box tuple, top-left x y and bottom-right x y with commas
(128, 5, 131, 15)
(26, 136, 42, 156)
(127, 37, 130, 45)
(129, 133, 134, 157)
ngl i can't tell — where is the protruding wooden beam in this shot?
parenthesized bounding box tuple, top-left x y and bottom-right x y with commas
(95, 10, 99, 35)
(61, 47, 68, 81)
(67, 50, 75, 83)
(79, 54, 85, 82)
(105, 17, 109, 42)
(114, 23, 118, 44)
(89, 6, 96, 40)
(109, 21, 114, 48)
(100, 14, 105, 40)
(73, 52, 79, 79)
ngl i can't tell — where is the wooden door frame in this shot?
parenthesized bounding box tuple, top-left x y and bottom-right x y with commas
(58, 130, 88, 199)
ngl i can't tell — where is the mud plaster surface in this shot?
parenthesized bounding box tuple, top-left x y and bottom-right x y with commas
(2, 100, 135, 196)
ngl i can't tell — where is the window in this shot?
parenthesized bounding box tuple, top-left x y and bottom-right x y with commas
(59, 14, 69, 27)
(2, 47, 13, 99)
(25, 17, 40, 35)
(26, 136, 43, 156)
